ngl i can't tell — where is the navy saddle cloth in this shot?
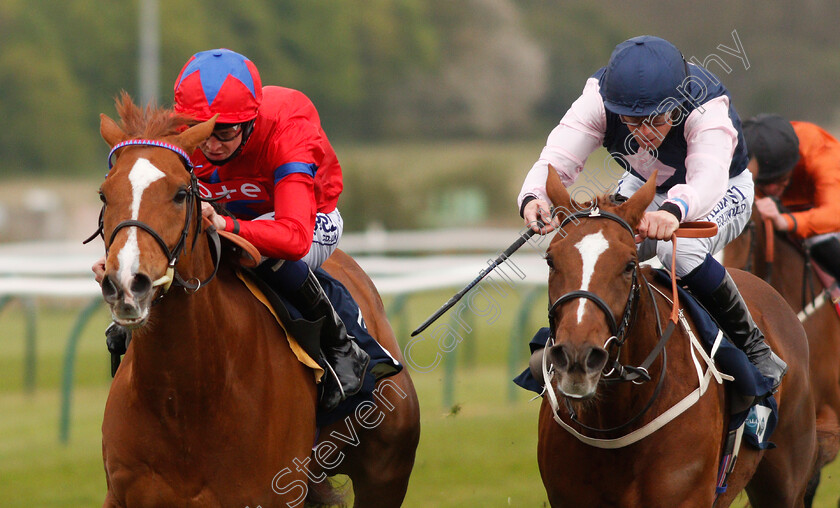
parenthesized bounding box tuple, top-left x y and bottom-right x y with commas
(312, 268, 403, 426)
(254, 266, 403, 427)
(513, 269, 778, 449)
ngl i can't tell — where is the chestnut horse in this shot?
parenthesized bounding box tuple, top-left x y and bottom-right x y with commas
(536, 168, 817, 507)
(96, 95, 419, 507)
(724, 212, 840, 505)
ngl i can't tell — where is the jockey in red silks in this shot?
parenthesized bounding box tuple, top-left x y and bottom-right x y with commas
(97, 48, 368, 412)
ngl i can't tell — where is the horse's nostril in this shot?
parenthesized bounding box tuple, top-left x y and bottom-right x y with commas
(131, 273, 152, 297)
(550, 344, 570, 371)
(585, 347, 609, 372)
(101, 275, 119, 302)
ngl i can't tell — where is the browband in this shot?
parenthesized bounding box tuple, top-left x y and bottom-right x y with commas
(108, 139, 193, 171)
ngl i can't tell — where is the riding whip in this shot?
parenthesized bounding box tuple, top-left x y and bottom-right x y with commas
(411, 226, 539, 336)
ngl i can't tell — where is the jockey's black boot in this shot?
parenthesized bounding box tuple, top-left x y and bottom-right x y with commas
(809, 236, 840, 281)
(105, 322, 131, 377)
(292, 268, 370, 412)
(694, 272, 788, 391)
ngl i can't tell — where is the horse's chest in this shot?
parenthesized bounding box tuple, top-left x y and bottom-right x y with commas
(105, 431, 288, 507)
(540, 432, 718, 507)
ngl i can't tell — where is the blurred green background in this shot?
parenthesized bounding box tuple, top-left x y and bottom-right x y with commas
(3, 0, 840, 239)
(4, 1, 840, 506)
(5, 0, 840, 177)
(3, 0, 840, 237)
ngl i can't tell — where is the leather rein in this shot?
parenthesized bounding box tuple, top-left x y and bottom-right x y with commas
(745, 216, 826, 314)
(84, 139, 223, 298)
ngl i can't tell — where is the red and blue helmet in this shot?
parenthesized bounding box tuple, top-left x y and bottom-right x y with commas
(174, 48, 263, 123)
(601, 36, 687, 117)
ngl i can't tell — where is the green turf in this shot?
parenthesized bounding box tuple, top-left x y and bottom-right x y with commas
(0, 300, 113, 394)
(2, 290, 840, 507)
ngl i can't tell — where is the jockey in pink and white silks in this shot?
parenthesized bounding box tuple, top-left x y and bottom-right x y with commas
(519, 36, 787, 390)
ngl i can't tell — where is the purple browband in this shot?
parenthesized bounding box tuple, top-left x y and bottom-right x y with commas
(107, 139, 193, 170)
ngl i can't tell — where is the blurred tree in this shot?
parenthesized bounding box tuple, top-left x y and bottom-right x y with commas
(381, 0, 548, 138)
(158, 0, 439, 138)
(516, 0, 629, 128)
(2, 0, 840, 176)
(0, 0, 440, 174)
(0, 1, 125, 174)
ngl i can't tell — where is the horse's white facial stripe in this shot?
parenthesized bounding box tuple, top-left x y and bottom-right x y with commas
(574, 231, 609, 323)
(116, 159, 165, 291)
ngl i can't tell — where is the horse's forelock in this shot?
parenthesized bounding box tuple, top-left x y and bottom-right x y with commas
(114, 91, 189, 140)
(591, 192, 642, 227)
(595, 193, 621, 214)
(551, 194, 629, 249)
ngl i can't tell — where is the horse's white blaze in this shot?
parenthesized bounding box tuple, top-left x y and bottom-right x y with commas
(574, 231, 609, 323)
(116, 158, 165, 293)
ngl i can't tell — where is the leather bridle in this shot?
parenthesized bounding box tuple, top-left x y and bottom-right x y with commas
(85, 139, 222, 297)
(548, 207, 645, 382)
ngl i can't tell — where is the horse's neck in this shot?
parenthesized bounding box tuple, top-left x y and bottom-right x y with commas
(128, 241, 234, 405)
(625, 277, 667, 364)
(130, 285, 228, 393)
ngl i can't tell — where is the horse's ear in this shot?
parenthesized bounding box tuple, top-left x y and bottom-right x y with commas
(545, 165, 572, 209)
(176, 115, 219, 154)
(619, 170, 658, 228)
(100, 113, 126, 148)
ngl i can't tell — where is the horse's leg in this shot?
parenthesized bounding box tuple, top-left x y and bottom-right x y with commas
(336, 375, 420, 508)
(744, 389, 818, 507)
(746, 463, 809, 508)
(321, 251, 421, 506)
(102, 492, 121, 508)
(804, 470, 820, 508)
(343, 449, 415, 508)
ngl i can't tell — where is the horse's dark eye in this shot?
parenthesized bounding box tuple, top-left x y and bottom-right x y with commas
(174, 189, 188, 204)
(545, 255, 555, 270)
(624, 261, 635, 274)
(99, 191, 106, 204)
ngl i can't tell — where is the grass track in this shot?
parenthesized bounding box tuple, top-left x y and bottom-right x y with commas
(1, 279, 839, 506)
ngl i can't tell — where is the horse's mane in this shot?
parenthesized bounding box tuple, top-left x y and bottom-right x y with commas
(595, 192, 646, 227)
(114, 90, 190, 139)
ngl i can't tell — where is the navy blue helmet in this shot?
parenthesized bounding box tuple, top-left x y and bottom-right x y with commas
(601, 36, 687, 117)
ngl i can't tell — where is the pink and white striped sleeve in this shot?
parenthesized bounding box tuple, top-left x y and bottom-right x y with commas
(664, 96, 738, 221)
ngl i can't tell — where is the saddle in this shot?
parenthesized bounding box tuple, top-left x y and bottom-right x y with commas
(220, 233, 403, 426)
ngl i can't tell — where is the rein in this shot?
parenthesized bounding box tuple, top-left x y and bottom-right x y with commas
(542, 207, 723, 447)
(760, 217, 775, 285)
(745, 216, 828, 320)
(85, 138, 223, 298)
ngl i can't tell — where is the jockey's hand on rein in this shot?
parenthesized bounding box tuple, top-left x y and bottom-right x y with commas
(637, 210, 679, 241)
(201, 202, 227, 230)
